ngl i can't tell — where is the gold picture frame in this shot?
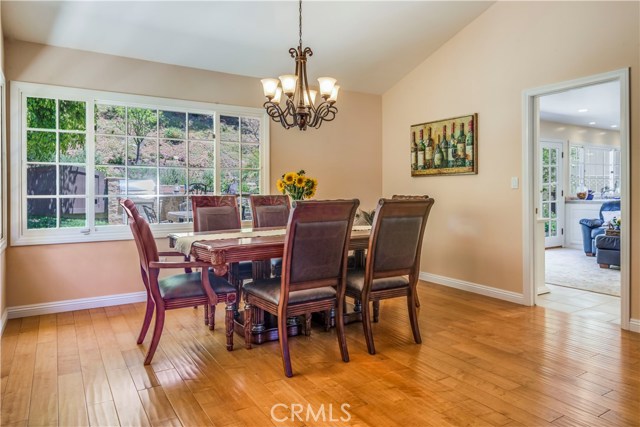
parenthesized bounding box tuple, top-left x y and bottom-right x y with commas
(410, 113, 477, 176)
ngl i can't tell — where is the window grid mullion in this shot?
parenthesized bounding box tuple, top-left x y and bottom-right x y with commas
(86, 98, 96, 231)
(214, 113, 221, 194)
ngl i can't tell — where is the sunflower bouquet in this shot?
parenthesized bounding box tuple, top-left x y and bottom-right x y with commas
(276, 170, 317, 200)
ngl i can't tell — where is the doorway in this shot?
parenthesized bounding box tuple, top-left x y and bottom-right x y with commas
(522, 69, 630, 330)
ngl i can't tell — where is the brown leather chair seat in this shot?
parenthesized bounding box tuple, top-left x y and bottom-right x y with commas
(346, 270, 409, 293)
(244, 278, 336, 306)
(159, 272, 237, 300)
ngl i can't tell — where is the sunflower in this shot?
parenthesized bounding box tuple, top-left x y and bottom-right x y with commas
(283, 172, 297, 184)
(276, 179, 285, 193)
(295, 175, 306, 187)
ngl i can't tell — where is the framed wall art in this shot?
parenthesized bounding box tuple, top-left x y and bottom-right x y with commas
(410, 113, 477, 176)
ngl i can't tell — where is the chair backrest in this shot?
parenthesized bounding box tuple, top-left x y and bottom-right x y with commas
(120, 199, 159, 276)
(191, 195, 241, 232)
(280, 199, 359, 304)
(599, 200, 620, 221)
(366, 198, 434, 279)
(250, 195, 291, 228)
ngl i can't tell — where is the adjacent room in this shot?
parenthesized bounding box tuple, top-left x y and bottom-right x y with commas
(536, 81, 622, 323)
(1, 2, 638, 427)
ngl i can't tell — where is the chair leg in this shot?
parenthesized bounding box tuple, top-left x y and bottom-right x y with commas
(244, 302, 253, 350)
(324, 310, 331, 332)
(278, 312, 293, 377)
(137, 294, 154, 344)
(407, 292, 422, 344)
(144, 307, 165, 365)
(335, 301, 350, 363)
(305, 313, 312, 336)
(203, 304, 209, 325)
(373, 300, 380, 323)
(208, 305, 216, 330)
(225, 303, 234, 351)
(415, 291, 421, 308)
(361, 299, 376, 355)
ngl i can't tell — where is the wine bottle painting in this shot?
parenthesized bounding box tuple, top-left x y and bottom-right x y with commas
(410, 113, 478, 176)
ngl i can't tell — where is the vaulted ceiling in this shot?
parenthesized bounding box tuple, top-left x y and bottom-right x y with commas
(1, 1, 494, 94)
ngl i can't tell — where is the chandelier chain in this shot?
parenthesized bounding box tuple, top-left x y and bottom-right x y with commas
(298, 0, 302, 47)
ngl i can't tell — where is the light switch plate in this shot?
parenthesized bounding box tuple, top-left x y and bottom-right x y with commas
(511, 177, 519, 189)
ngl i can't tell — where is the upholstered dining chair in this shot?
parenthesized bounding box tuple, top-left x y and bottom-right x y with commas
(191, 195, 253, 312)
(392, 194, 430, 308)
(249, 195, 291, 278)
(120, 199, 237, 365)
(347, 197, 434, 355)
(243, 199, 359, 377)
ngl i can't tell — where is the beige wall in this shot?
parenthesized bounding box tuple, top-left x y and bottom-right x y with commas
(382, 2, 639, 318)
(5, 40, 381, 307)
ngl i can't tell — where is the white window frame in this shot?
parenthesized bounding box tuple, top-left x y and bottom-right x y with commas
(11, 81, 270, 246)
(0, 73, 7, 252)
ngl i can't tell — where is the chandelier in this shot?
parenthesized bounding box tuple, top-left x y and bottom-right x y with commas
(260, 0, 339, 131)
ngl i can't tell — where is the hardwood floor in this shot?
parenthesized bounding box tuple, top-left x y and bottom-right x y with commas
(1, 282, 639, 426)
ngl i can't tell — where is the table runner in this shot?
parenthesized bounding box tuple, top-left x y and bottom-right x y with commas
(174, 225, 371, 256)
(175, 228, 286, 255)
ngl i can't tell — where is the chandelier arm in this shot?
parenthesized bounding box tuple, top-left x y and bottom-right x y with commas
(263, 102, 292, 129)
(314, 102, 338, 122)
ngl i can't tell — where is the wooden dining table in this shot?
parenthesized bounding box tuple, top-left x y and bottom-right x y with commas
(168, 226, 371, 344)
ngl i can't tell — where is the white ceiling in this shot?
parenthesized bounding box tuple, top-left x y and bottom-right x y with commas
(539, 81, 620, 131)
(1, 1, 494, 95)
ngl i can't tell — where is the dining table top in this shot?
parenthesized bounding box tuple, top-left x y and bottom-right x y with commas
(168, 225, 371, 276)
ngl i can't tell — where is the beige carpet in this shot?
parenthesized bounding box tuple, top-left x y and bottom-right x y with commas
(545, 247, 620, 296)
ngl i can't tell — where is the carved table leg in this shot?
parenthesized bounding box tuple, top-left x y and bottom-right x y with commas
(225, 303, 234, 351)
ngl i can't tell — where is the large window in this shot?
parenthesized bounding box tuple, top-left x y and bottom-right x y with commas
(569, 143, 620, 197)
(11, 82, 269, 245)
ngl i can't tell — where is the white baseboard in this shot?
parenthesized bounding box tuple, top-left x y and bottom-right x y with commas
(419, 272, 526, 305)
(7, 291, 147, 320)
(629, 318, 640, 333)
(0, 308, 8, 335)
